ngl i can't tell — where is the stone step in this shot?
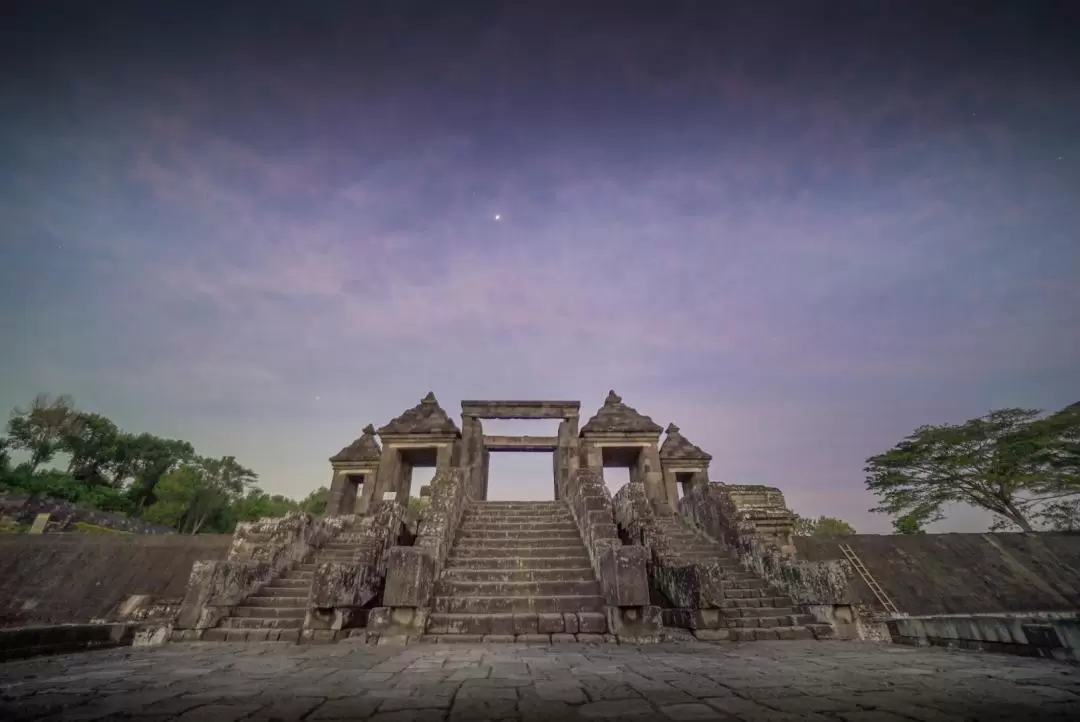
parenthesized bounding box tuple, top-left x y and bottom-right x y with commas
(218, 616, 304, 630)
(722, 596, 792, 609)
(726, 614, 814, 630)
(452, 538, 587, 549)
(247, 594, 309, 606)
(729, 626, 816, 641)
(724, 587, 781, 599)
(458, 519, 579, 528)
(448, 547, 591, 560)
(457, 521, 579, 530)
(462, 514, 575, 523)
(434, 580, 601, 597)
(264, 578, 310, 590)
(724, 606, 795, 619)
(455, 530, 583, 541)
(441, 567, 595, 582)
(232, 606, 306, 619)
(444, 555, 592, 570)
(469, 502, 568, 508)
(432, 595, 605, 615)
(465, 504, 570, 512)
(426, 611, 608, 636)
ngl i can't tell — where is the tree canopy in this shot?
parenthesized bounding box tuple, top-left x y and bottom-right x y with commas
(865, 402, 1080, 532)
(1, 394, 315, 533)
(793, 515, 856, 537)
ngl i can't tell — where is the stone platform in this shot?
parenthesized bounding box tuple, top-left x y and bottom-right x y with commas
(1, 641, 1078, 721)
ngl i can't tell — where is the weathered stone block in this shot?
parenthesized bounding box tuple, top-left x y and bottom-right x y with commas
(537, 613, 564, 634)
(367, 607, 392, 631)
(578, 612, 607, 634)
(383, 546, 437, 607)
(516, 634, 550, 643)
(692, 628, 730, 641)
(491, 613, 515, 635)
(176, 560, 272, 630)
(605, 605, 662, 643)
(596, 544, 649, 606)
(514, 613, 539, 634)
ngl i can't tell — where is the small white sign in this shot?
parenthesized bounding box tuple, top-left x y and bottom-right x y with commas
(382, 492, 398, 501)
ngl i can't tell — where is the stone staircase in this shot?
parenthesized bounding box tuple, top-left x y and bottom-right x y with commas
(205, 522, 377, 642)
(426, 500, 609, 638)
(655, 515, 831, 641)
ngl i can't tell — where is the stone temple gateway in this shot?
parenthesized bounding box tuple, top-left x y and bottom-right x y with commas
(174, 392, 838, 644)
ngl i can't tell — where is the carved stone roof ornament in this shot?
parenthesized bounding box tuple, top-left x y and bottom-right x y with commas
(659, 423, 713, 462)
(377, 392, 461, 436)
(580, 390, 663, 435)
(330, 424, 382, 463)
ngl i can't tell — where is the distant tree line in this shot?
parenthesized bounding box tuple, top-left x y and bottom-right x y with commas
(0, 394, 326, 533)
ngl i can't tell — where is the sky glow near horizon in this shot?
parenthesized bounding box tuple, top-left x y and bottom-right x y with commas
(1, 2, 1078, 532)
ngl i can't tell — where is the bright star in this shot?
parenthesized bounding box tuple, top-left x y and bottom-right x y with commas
(494, 214, 501, 221)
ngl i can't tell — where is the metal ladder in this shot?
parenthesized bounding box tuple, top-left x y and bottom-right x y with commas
(838, 543, 900, 615)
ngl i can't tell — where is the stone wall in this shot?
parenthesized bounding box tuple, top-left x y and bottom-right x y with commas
(0, 493, 176, 534)
(0, 533, 231, 627)
(796, 532, 1080, 616)
(889, 613, 1080, 662)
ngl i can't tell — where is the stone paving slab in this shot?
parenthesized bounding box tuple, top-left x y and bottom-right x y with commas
(1, 641, 1078, 721)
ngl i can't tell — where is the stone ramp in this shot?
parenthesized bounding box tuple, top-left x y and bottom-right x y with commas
(426, 500, 609, 637)
(655, 516, 831, 641)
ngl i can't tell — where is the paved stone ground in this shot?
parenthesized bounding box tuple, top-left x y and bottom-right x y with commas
(1, 640, 1078, 722)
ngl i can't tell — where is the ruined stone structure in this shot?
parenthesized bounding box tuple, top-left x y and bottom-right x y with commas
(171, 391, 845, 644)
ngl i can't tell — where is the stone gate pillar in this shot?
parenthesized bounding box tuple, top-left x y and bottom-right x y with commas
(374, 393, 462, 506)
(579, 390, 663, 502)
(659, 423, 713, 510)
(327, 424, 381, 516)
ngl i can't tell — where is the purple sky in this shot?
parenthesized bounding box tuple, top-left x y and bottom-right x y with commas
(2, 2, 1078, 532)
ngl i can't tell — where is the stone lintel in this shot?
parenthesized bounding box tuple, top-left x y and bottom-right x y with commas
(330, 460, 379, 473)
(461, 400, 580, 419)
(663, 463, 709, 474)
(483, 435, 559, 452)
(379, 435, 457, 447)
(581, 433, 659, 445)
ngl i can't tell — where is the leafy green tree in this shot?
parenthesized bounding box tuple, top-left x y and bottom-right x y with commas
(142, 456, 258, 534)
(793, 515, 856, 537)
(299, 486, 329, 515)
(0, 437, 11, 476)
(865, 405, 1080, 532)
(60, 413, 122, 485)
(892, 514, 927, 535)
(6, 394, 82, 472)
(121, 435, 195, 510)
(233, 489, 299, 522)
(143, 466, 203, 531)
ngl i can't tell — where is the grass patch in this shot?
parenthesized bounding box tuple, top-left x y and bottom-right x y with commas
(72, 521, 131, 535)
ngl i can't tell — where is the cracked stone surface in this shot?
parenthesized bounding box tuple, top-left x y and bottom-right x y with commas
(1, 641, 1077, 721)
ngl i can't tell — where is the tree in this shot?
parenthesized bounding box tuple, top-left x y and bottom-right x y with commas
(143, 456, 257, 534)
(793, 514, 856, 537)
(892, 514, 927, 535)
(865, 404, 1080, 532)
(0, 437, 11, 476)
(59, 413, 122, 485)
(233, 489, 299, 522)
(121, 435, 195, 510)
(6, 394, 82, 472)
(299, 486, 329, 516)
